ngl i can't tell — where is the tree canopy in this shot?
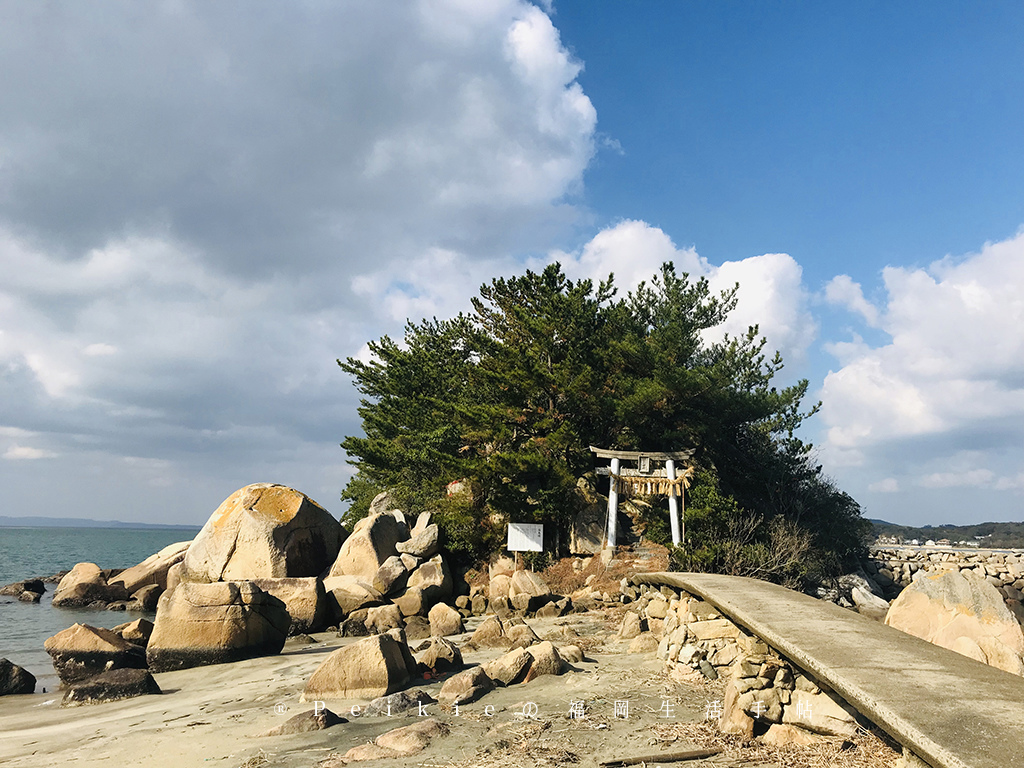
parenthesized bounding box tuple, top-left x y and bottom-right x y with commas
(339, 262, 869, 586)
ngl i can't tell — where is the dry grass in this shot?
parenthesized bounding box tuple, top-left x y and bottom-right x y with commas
(651, 720, 901, 768)
(540, 544, 671, 598)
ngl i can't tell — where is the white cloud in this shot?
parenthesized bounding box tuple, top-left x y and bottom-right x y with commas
(4, 445, 58, 460)
(556, 220, 817, 363)
(0, 2, 599, 522)
(821, 231, 1024, 506)
(824, 274, 880, 326)
(868, 477, 900, 493)
(917, 468, 995, 489)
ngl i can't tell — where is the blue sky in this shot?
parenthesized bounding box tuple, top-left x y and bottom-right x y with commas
(0, 1, 1022, 527)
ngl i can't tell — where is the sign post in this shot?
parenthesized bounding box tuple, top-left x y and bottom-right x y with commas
(507, 522, 543, 571)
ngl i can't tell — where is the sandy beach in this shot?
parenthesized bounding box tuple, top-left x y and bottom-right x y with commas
(0, 608, 899, 768)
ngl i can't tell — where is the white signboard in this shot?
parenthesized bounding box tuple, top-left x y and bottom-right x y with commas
(507, 523, 543, 552)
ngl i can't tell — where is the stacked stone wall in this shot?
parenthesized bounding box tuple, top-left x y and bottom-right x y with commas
(866, 547, 1024, 622)
(626, 581, 861, 745)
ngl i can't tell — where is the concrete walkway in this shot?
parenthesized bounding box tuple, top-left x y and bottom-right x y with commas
(630, 572, 1024, 768)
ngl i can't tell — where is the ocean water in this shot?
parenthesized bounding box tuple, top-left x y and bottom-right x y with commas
(0, 527, 198, 692)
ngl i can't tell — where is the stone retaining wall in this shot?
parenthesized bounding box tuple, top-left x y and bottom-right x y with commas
(625, 581, 864, 747)
(866, 547, 1024, 622)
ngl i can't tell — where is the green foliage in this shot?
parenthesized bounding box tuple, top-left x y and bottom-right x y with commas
(339, 262, 868, 582)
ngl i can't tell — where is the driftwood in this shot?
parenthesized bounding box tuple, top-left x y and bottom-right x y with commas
(599, 746, 723, 766)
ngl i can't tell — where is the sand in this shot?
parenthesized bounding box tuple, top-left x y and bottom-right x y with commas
(0, 610, 898, 768)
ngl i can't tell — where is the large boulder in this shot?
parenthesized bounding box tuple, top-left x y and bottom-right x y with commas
(438, 666, 492, 707)
(62, 668, 161, 706)
(488, 573, 511, 600)
(44, 624, 148, 685)
(108, 541, 190, 594)
(146, 581, 290, 672)
(407, 555, 452, 599)
(0, 658, 36, 695)
(113, 618, 155, 647)
(885, 570, 1024, 675)
(302, 633, 411, 700)
(428, 603, 464, 637)
(322, 575, 385, 619)
(371, 556, 410, 597)
(508, 570, 550, 599)
(469, 616, 509, 648)
(250, 577, 328, 634)
(52, 563, 128, 608)
(570, 478, 606, 555)
(397, 524, 440, 560)
(183, 484, 345, 582)
(329, 511, 409, 581)
(483, 647, 532, 686)
(523, 641, 565, 681)
(415, 637, 463, 676)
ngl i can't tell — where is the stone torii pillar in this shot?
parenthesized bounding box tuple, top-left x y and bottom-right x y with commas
(666, 458, 680, 546)
(606, 457, 621, 549)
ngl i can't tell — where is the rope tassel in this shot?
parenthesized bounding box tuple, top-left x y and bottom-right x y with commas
(608, 466, 694, 498)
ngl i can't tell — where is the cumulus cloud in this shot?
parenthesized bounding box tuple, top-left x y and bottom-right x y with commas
(555, 220, 817, 363)
(0, 1, 598, 523)
(821, 231, 1024, 511)
(824, 275, 880, 326)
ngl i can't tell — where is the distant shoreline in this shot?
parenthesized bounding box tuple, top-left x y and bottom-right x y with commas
(0, 515, 200, 531)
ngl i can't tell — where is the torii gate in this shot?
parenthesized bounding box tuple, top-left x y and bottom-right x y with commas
(590, 447, 695, 549)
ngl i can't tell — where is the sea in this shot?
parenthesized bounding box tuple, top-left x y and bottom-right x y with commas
(0, 526, 199, 693)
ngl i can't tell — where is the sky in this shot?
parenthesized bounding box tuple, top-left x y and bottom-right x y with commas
(1, 1, 1022, 527)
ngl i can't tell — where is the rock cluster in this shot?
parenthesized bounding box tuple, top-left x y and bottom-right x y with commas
(0, 578, 46, 603)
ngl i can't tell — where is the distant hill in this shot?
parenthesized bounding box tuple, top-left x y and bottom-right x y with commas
(870, 519, 1024, 549)
(0, 515, 200, 531)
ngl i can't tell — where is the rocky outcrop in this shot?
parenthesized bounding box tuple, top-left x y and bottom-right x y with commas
(0, 658, 36, 695)
(341, 718, 447, 761)
(183, 483, 345, 582)
(0, 579, 45, 598)
(523, 640, 565, 681)
(108, 541, 190, 594)
(329, 511, 409, 581)
(52, 563, 128, 608)
(61, 668, 161, 706)
(884, 569, 1024, 674)
(44, 624, 148, 685)
(147, 581, 290, 672)
(302, 633, 411, 700)
(250, 577, 328, 634)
